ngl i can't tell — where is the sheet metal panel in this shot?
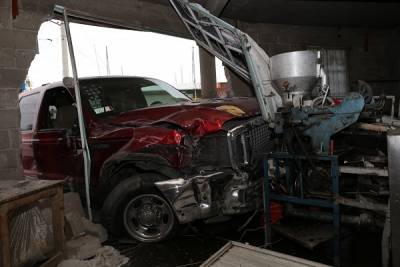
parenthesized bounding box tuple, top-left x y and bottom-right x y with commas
(201, 241, 330, 267)
(387, 129, 400, 267)
(322, 49, 349, 97)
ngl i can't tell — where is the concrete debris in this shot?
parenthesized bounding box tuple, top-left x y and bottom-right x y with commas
(58, 246, 129, 267)
(66, 234, 102, 260)
(81, 216, 108, 243)
(65, 212, 86, 239)
(64, 192, 86, 217)
(63, 192, 107, 242)
(62, 192, 112, 264)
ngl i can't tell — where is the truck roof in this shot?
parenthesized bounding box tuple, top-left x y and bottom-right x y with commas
(19, 76, 163, 98)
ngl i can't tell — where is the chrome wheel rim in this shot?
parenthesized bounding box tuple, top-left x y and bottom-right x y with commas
(123, 194, 174, 242)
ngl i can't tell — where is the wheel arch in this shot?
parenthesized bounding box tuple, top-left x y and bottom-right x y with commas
(98, 152, 182, 198)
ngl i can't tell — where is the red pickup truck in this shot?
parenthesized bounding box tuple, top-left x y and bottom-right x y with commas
(19, 76, 271, 242)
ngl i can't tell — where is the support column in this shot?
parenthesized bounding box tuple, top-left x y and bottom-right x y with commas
(199, 47, 217, 99)
(0, 0, 55, 180)
(225, 66, 253, 97)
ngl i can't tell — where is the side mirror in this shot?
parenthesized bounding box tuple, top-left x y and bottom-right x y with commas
(62, 77, 74, 89)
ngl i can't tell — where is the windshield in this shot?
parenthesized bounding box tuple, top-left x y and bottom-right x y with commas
(80, 77, 190, 117)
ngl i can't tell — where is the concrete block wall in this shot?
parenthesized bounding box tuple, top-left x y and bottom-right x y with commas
(0, 0, 54, 180)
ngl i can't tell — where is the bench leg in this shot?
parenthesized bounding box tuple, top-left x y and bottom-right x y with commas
(51, 187, 65, 258)
(0, 209, 11, 267)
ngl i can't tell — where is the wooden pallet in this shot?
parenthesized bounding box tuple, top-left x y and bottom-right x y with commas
(0, 179, 64, 267)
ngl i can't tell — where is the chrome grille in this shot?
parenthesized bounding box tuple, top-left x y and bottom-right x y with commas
(227, 117, 271, 169)
(247, 122, 271, 159)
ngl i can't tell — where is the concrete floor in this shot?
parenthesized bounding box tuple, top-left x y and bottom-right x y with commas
(110, 234, 226, 267)
(104, 215, 382, 267)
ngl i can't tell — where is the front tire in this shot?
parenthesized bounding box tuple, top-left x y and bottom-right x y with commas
(101, 173, 178, 242)
(123, 193, 176, 242)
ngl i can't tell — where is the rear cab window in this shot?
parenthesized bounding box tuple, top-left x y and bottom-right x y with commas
(19, 93, 41, 131)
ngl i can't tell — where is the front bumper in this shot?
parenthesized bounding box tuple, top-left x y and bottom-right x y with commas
(155, 171, 260, 224)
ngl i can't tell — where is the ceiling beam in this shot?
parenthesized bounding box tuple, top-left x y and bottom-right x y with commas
(206, 0, 230, 17)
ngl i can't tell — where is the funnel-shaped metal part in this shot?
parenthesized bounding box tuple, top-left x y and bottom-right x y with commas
(271, 51, 319, 103)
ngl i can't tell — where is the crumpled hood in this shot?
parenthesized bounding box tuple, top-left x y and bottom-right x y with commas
(106, 97, 260, 136)
(88, 97, 261, 168)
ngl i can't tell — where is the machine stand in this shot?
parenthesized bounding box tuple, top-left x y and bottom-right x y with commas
(263, 152, 341, 267)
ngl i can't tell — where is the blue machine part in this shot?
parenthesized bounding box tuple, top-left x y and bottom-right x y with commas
(291, 92, 365, 153)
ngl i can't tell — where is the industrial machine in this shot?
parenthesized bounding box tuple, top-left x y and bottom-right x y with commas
(270, 50, 364, 154)
(169, 1, 364, 154)
(170, 1, 395, 266)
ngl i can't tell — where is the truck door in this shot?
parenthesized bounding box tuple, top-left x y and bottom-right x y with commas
(32, 87, 83, 182)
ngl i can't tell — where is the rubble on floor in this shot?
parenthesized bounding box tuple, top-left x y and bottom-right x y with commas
(61, 192, 124, 265)
(63, 192, 108, 242)
(64, 192, 86, 217)
(65, 234, 102, 260)
(58, 246, 129, 267)
(81, 216, 108, 243)
(64, 211, 85, 238)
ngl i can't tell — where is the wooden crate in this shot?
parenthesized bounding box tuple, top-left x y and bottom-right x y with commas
(0, 180, 64, 267)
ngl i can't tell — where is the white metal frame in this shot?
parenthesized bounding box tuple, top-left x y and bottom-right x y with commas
(54, 5, 93, 220)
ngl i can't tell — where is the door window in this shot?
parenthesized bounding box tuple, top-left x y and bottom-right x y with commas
(38, 87, 77, 130)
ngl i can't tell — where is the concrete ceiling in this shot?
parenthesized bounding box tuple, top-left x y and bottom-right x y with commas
(221, 0, 400, 27)
(145, 0, 400, 28)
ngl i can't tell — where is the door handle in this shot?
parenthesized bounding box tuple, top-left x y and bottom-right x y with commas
(56, 137, 64, 145)
(56, 137, 73, 148)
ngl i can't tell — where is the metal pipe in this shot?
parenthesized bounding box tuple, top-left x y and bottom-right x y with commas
(60, 23, 69, 78)
(336, 196, 387, 213)
(286, 206, 384, 228)
(53, 5, 191, 40)
(61, 6, 93, 221)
